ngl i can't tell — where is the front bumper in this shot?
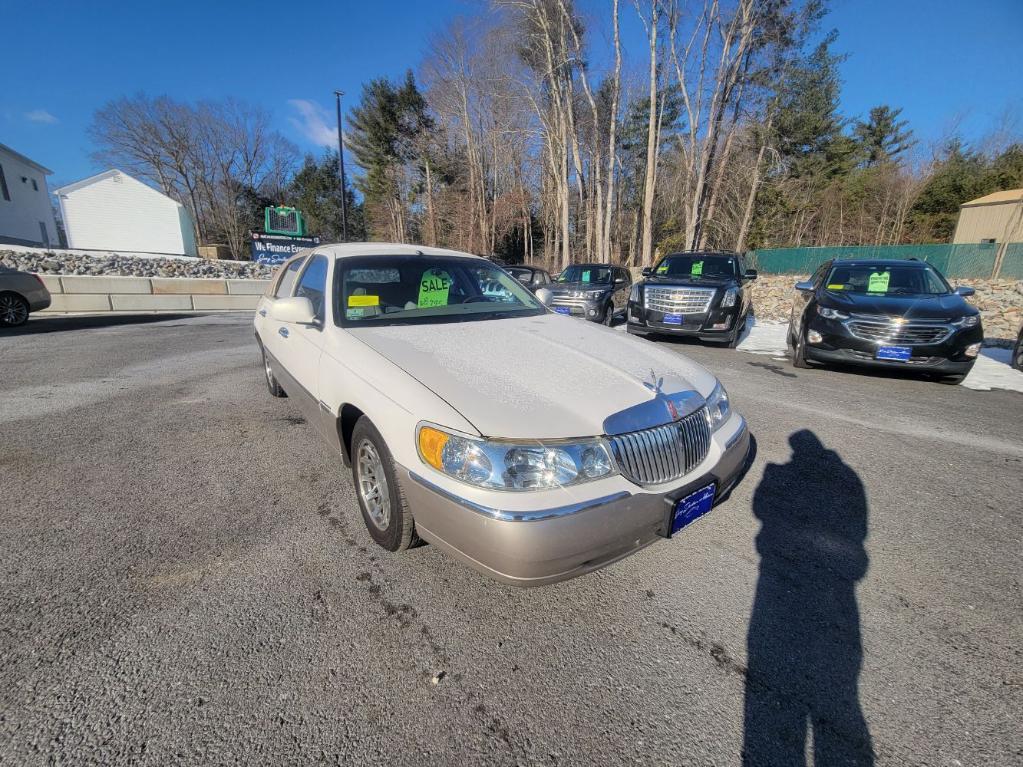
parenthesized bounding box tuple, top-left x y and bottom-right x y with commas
(627, 300, 740, 340)
(396, 416, 752, 586)
(549, 295, 609, 322)
(803, 316, 982, 373)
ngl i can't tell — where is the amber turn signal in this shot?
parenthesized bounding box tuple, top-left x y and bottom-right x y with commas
(418, 426, 449, 470)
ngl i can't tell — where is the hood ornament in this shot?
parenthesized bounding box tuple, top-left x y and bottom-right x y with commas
(643, 369, 680, 421)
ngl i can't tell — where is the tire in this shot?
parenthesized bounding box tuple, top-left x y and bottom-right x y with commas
(790, 326, 811, 369)
(350, 416, 417, 552)
(602, 303, 613, 325)
(1013, 334, 1023, 371)
(261, 344, 287, 398)
(724, 314, 745, 348)
(0, 292, 30, 328)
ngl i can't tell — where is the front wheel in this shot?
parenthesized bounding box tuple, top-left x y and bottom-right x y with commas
(601, 303, 613, 325)
(724, 314, 745, 348)
(1013, 335, 1023, 371)
(0, 292, 30, 327)
(261, 345, 287, 398)
(350, 417, 417, 552)
(790, 326, 811, 369)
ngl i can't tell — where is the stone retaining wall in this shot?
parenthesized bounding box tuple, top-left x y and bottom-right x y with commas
(37, 275, 270, 314)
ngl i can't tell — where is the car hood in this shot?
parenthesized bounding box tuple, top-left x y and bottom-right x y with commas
(349, 314, 718, 439)
(644, 276, 733, 289)
(821, 290, 974, 319)
(548, 281, 613, 293)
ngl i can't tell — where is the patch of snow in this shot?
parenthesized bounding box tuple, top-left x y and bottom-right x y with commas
(735, 319, 789, 356)
(961, 349, 1023, 392)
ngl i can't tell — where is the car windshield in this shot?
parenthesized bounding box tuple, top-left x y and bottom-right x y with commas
(824, 264, 950, 296)
(506, 267, 532, 283)
(336, 255, 546, 326)
(556, 265, 612, 284)
(653, 254, 737, 279)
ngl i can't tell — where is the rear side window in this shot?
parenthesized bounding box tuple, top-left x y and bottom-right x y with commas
(274, 257, 306, 298)
(295, 255, 329, 322)
(0, 164, 9, 201)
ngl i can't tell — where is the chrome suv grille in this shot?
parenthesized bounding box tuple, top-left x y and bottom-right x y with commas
(845, 316, 951, 345)
(644, 287, 715, 314)
(608, 409, 711, 486)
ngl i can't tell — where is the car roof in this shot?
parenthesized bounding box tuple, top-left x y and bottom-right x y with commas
(314, 242, 488, 261)
(831, 258, 930, 268)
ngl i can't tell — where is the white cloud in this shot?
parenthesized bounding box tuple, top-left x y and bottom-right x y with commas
(25, 109, 58, 124)
(287, 99, 336, 148)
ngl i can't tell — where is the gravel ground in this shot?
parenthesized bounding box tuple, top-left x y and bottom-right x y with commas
(0, 314, 1020, 766)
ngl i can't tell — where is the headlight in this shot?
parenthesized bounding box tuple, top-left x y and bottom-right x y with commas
(629, 284, 640, 302)
(952, 315, 979, 328)
(586, 290, 606, 301)
(721, 288, 739, 308)
(704, 383, 730, 433)
(417, 425, 617, 491)
(817, 306, 849, 320)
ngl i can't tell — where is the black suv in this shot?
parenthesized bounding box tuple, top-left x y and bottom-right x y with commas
(787, 258, 983, 382)
(547, 263, 632, 324)
(627, 251, 757, 346)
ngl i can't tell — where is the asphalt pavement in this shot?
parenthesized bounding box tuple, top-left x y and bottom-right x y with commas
(1, 314, 1020, 766)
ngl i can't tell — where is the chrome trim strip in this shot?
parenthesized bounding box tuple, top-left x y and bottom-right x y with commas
(408, 471, 631, 522)
(602, 390, 705, 435)
(724, 416, 747, 450)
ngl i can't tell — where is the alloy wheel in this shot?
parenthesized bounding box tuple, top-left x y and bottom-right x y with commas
(356, 439, 391, 531)
(0, 294, 29, 326)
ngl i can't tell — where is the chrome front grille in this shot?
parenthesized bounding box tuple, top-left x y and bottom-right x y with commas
(644, 287, 715, 314)
(609, 409, 711, 486)
(845, 316, 951, 345)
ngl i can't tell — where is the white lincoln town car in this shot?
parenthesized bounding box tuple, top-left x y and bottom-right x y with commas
(254, 243, 752, 586)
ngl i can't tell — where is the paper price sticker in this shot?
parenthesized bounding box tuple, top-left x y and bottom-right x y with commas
(867, 272, 890, 293)
(418, 269, 452, 308)
(691, 261, 703, 276)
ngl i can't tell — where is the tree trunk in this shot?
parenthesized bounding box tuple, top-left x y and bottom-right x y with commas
(639, 0, 659, 267)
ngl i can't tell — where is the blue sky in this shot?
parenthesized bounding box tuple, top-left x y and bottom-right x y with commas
(3, 0, 1020, 189)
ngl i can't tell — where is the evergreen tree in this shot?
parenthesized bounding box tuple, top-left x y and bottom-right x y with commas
(284, 152, 364, 242)
(853, 105, 915, 166)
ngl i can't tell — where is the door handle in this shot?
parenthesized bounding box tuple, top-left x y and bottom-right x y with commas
(278, 327, 289, 339)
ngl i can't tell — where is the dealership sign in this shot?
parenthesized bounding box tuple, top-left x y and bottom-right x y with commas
(250, 232, 320, 265)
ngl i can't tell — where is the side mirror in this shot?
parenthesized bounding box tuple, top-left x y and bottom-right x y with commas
(641, 267, 653, 277)
(535, 287, 553, 307)
(614, 276, 626, 285)
(955, 286, 975, 297)
(744, 269, 758, 281)
(794, 281, 814, 292)
(271, 296, 317, 325)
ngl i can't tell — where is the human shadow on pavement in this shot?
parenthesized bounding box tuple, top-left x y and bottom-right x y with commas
(742, 430, 875, 766)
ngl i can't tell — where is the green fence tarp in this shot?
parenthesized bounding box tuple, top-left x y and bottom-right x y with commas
(748, 243, 1020, 279)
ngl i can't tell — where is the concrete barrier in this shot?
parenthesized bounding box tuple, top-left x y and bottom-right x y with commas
(38, 275, 270, 314)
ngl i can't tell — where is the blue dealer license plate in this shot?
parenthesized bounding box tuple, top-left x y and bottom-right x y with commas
(670, 483, 716, 536)
(663, 313, 683, 325)
(876, 345, 912, 362)
(554, 306, 571, 315)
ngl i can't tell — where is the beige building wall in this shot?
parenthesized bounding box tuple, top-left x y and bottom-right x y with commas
(952, 197, 1023, 244)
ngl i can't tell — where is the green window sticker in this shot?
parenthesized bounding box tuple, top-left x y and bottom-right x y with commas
(867, 271, 890, 293)
(691, 261, 703, 276)
(582, 270, 591, 282)
(656, 264, 669, 274)
(418, 269, 452, 308)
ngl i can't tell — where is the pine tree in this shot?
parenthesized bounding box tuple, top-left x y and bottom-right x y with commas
(853, 105, 915, 166)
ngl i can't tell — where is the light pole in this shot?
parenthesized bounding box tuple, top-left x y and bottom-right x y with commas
(334, 90, 349, 241)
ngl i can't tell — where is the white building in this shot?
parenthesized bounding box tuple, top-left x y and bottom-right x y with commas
(54, 169, 198, 256)
(0, 143, 58, 247)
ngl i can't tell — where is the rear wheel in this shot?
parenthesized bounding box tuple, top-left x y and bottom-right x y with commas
(0, 292, 29, 327)
(351, 416, 417, 552)
(1013, 333, 1023, 371)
